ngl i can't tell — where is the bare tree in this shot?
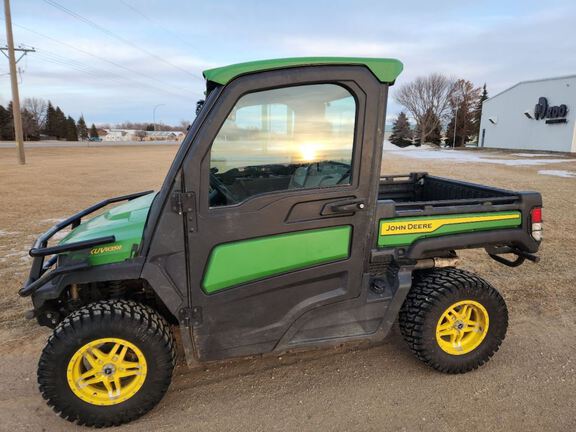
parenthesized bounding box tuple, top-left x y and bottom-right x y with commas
(394, 74, 456, 145)
(23, 98, 48, 131)
(134, 130, 147, 141)
(21, 108, 39, 140)
(112, 121, 175, 131)
(178, 119, 190, 132)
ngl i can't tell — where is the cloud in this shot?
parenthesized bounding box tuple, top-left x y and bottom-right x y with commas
(0, 0, 573, 124)
(280, 37, 421, 58)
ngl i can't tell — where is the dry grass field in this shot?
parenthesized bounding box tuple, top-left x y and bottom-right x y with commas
(0, 144, 575, 431)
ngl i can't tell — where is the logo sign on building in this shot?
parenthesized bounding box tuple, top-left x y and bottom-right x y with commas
(534, 97, 568, 124)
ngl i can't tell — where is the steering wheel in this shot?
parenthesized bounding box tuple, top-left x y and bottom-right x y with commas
(336, 166, 352, 185)
(210, 172, 238, 205)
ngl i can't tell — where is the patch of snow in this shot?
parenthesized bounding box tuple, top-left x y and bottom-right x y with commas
(512, 153, 564, 158)
(538, 170, 576, 178)
(39, 218, 64, 224)
(383, 140, 437, 151)
(384, 146, 574, 167)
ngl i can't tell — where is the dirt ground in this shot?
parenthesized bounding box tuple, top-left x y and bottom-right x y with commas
(0, 145, 575, 431)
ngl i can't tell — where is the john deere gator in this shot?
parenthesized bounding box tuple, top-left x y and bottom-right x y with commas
(20, 57, 542, 427)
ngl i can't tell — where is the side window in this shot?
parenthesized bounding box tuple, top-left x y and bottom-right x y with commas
(209, 84, 356, 207)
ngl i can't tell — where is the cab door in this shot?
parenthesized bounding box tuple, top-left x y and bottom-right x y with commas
(182, 66, 386, 360)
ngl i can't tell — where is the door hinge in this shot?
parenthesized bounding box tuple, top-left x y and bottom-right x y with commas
(179, 306, 202, 327)
(171, 191, 196, 214)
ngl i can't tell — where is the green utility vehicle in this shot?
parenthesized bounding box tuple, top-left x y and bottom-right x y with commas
(21, 57, 543, 427)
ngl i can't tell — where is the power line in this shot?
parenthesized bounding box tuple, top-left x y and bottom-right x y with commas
(9, 22, 202, 99)
(36, 51, 131, 84)
(41, 0, 202, 81)
(34, 48, 194, 100)
(118, 0, 198, 51)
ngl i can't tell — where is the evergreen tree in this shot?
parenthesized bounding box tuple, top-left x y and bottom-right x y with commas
(65, 116, 78, 141)
(146, 124, 155, 131)
(54, 107, 67, 139)
(472, 84, 488, 139)
(0, 105, 7, 139)
(444, 79, 481, 147)
(0, 104, 14, 140)
(414, 108, 442, 146)
(44, 102, 58, 138)
(77, 115, 89, 140)
(89, 123, 99, 138)
(389, 112, 413, 147)
(428, 122, 443, 145)
(445, 100, 472, 147)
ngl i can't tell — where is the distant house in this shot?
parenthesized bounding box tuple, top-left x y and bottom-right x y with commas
(102, 129, 136, 141)
(143, 130, 185, 141)
(102, 129, 185, 142)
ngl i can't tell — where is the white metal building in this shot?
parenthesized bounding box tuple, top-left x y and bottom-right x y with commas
(479, 75, 576, 152)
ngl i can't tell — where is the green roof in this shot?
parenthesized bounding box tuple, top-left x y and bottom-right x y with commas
(203, 57, 403, 86)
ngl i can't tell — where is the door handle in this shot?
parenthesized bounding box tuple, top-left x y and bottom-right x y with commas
(328, 199, 367, 214)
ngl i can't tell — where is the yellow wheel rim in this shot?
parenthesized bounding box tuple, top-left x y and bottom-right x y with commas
(66, 338, 147, 406)
(436, 300, 489, 355)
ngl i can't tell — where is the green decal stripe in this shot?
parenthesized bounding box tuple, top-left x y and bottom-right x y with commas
(378, 212, 522, 247)
(202, 226, 352, 293)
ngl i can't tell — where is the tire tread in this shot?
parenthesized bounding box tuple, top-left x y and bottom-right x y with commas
(398, 268, 508, 374)
(38, 299, 176, 427)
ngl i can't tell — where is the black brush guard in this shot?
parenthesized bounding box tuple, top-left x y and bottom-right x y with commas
(20, 190, 153, 297)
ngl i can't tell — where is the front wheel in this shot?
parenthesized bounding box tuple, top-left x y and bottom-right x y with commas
(38, 300, 176, 427)
(399, 268, 508, 373)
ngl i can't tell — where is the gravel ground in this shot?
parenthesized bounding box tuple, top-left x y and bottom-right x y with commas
(0, 145, 575, 431)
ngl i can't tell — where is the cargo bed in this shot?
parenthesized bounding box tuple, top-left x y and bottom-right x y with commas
(374, 173, 542, 258)
(378, 172, 521, 214)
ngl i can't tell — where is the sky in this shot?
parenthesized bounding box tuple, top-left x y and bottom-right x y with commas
(0, 0, 575, 126)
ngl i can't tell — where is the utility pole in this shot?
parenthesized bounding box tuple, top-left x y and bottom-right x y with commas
(2, 0, 34, 164)
(152, 104, 165, 131)
(0, 46, 36, 64)
(452, 106, 458, 150)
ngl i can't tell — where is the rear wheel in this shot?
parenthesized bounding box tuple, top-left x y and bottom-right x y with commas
(38, 300, 176, 427)
(399, 268, 508, 373)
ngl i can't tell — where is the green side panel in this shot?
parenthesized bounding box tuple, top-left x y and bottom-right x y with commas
(202, 226, 352, 293)
(203, 57, 403, 85)
(377, 211, 522, 248)
(58, 193, 156, 266)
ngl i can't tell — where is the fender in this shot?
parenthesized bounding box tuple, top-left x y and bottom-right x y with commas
(30, 258, 184, 323)
(30, 260, 145, 310)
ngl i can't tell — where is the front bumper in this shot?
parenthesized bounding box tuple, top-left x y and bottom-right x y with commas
(20, 190, 153, 297)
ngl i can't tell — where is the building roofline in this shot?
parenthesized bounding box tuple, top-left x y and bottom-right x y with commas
(488, 74, 576, 101)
